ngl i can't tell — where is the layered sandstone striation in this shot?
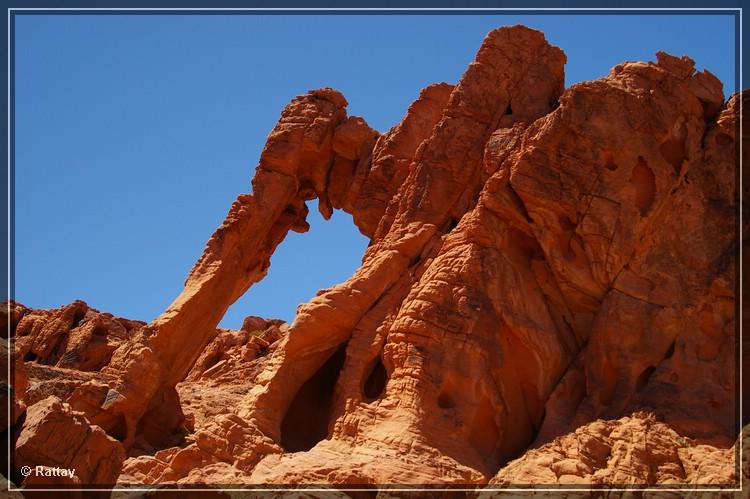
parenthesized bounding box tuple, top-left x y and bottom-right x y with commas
(5, 25, 744, 491)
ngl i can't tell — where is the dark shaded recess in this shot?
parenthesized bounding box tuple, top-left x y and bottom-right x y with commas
(506, 183, 532, 223)
(202, 350, 223, 372)
(508, 227, 544, 261)
(281, 342, 348, 452)
(437, 376, 458, 409)
(636, 365, 656, 392)
(138, 386, 187, 450)
(699, 98, 722, 121)
(559, 214, 577, 231)
(664, 340, 676, 359)
(437, 390, 456, 409)
(659, 138, 686, 174)
(504, 102, 513, 116)
(363, 355, 387, 402)
(48, 336, 69, 366)
(109, 414, 128, 443)
(70, 306, 87, 330)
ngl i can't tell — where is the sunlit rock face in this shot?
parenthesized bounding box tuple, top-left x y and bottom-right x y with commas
(6, 25, 743, 490)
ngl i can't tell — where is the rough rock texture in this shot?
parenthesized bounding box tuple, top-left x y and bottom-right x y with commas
(15, 395, 124, 485)
(6, 25, 744, 491)
(13, 299, 143, 373)
(490, 412, 738, 485)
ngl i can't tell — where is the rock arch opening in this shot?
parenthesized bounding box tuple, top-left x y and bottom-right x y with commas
(219, 199, 370, 328)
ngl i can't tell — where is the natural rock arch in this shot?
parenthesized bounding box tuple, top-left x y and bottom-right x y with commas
(36, 26, 736, 488)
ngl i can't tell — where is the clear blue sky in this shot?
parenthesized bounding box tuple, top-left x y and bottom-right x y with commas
(14, 14, 736, 328)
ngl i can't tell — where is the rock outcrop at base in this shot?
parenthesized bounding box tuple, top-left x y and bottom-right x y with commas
(6, 25, 743, 491)
(490, 412, 739, 486)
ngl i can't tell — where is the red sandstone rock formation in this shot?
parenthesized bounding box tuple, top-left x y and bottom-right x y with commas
(5, 25, 744, 492)
(489, 412, 738, 486)
(15, 396, 124, 486)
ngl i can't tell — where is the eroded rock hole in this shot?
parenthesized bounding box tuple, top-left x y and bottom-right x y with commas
(504, 103, 513, 116)
(659, 138, 686, 174)
(636, 365, 656, 392)
(664, 340, 676, 359)
(630, 157, 656, 217)
(559, 214, 577, 231)
(438, 391, 456, 409)
(508, 228, 544, 261)
(604, 157, 619, 171)
(281, 341, 348, 452)
(438, 376, 458, 409)
(363, 355, 387, 402)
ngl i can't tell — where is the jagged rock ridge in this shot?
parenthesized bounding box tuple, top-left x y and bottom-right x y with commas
(5, 25, 743, 491)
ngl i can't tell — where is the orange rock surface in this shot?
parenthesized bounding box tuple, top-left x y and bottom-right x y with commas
(4, 25, 744, 492)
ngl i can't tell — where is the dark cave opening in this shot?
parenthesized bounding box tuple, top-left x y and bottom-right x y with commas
(362, 354, 387, 402)
(280, 342, 348, 452)
(109, 414, 128, 443)
(659, 138, 686, 174)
